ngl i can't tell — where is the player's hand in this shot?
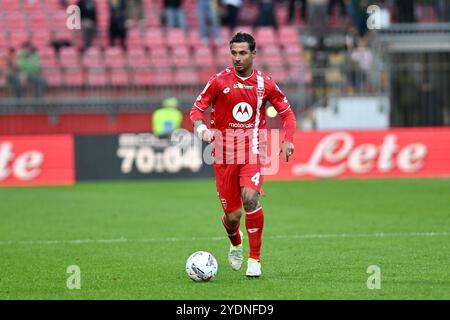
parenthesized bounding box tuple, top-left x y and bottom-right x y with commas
(196, 124, 214, 143)
(280, 141, 294, 162)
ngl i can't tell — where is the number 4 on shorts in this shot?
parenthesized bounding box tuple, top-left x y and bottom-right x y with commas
(251, 172, 261, 186)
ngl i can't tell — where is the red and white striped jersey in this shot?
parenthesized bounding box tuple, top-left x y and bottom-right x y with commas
(190, 67, 296, 163)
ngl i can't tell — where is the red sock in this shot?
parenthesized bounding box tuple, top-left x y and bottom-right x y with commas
(245, 207, 264, 261)
(222, 214, 242, 246)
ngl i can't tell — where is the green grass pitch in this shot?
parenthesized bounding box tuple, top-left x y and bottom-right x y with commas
(0, 178, 449, 300)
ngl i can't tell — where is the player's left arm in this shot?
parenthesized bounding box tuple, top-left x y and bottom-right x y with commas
(268, 80, 297, 162)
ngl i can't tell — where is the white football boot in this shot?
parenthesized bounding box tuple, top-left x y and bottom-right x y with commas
(245, 258, 262, 277)
(228, 230, 244, 271)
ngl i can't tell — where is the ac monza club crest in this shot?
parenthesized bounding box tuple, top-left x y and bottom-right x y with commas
(232, 102, 253, 122)
(257, 87, 265, 98)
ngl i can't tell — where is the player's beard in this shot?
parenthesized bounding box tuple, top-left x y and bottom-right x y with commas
(234, 62, 252, 77)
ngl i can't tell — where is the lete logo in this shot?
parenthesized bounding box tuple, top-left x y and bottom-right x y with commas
(292, 132, 427, 177)
(0, 142, 44, 181)
(232, 102, 253, 122)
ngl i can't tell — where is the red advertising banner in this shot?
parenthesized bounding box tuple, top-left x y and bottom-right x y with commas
(265, 128, 450, 180)
(0, 135, 75, 186)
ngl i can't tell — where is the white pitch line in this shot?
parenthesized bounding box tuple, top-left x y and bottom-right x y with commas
(0, 231, 448, 246)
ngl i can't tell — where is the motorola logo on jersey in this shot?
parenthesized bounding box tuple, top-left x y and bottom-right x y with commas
(232, 102, 253, 122)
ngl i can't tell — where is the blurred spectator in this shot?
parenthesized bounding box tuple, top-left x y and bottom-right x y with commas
(327, 0, 346, 22)
(307, 0, 328, 39)
(222, 0, 242, 31)
(350, 37, 373, 91)
(127, 0, 145, 29)
(433, 0, 450, 22)
(348, 0, 369, 37)
(164, 0, 188, 30)
(109, 0, 128, 49)
(0, 49, 19, 96)
(254, 0, 278, 30)
(14, 43, 46, 98)
(152, 97, 183, 137)
(288, 0, 308, 24)
(77, 0, 98, 51)
(197, 0, 222, 44)
(345, 25, 359, 51)
(395, 0, 416, 23)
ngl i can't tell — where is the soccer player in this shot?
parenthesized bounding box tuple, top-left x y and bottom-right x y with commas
(190, 32, 297, 277)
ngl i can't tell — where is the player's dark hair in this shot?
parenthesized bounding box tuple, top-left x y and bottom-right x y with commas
(230, 32, 256, 52)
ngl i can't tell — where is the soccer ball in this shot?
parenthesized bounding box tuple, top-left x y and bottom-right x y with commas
(185, 251, 218, 282)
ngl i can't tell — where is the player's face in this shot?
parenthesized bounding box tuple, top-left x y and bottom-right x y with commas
(230, 42, 255, 77)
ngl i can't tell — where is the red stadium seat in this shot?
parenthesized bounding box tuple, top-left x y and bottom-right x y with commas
(166, 29, 188, 48)
(104, 47, 126, 68)
(150, 68, 173, 86)
(266, 67, 288, 84)
(174, 68, 199, 86)
(39, 47, 58, 68)
(31, 30, 52, 49)
(110, 67, 129, 86)
(49, 11, 67, 32)
(216, 45, 232, 69)
(86, 67, 107, 86)
(29, 14, 50, 31)
(0, 32, 8, 49)
(2, 0, 20, 12)
(149, 46, 169, 66)
(234, 26, 252, 35)
(126, 28, 144, 49)
(127, 48, 148, 68)
(261, 55, 284, 69)
(59, 47, 80, 68)
(260, 45, 284, 68)
(283, 43, 305, 67)
(42, 67, 63, 87)
(81, 47, 103, 68)
(132, 67, 153, 86)
(255, 27, 276, 47)
(145, 28, 165, 49)
(5, 13, 28, 31)
(22, 0, 42, 13)
(52, 28, 75, 44)
(261, 44, 282, 57)
(43, 0, 64, 11)
(9, 31, 31, 49)
(64, 67, 85, 87)
(287, 66, 311, 83)
(220, 27, 231, 43)
(187, 30, 202, 48)
(279, 26, 300, 47)
(193, 45, 214, 68)
(171, 45, 192, 67)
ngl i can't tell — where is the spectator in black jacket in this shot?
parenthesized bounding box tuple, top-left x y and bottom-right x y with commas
(78, 0, 98, 51)
(109, 0, 128, 49)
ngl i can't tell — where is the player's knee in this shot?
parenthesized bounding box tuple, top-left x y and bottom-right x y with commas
(242, 188, 260, 212)
(243, 196, 259, 212)
(226, 211, 242, 225)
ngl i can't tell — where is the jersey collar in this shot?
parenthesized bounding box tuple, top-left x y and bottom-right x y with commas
(233, 68, 255, 82)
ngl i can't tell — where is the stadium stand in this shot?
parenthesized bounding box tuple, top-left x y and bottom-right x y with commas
(0, 0, 449, 133)
(0, 0, 308, 100)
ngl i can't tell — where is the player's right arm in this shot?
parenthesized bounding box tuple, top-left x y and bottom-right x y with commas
(189, 74, 219, 143)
